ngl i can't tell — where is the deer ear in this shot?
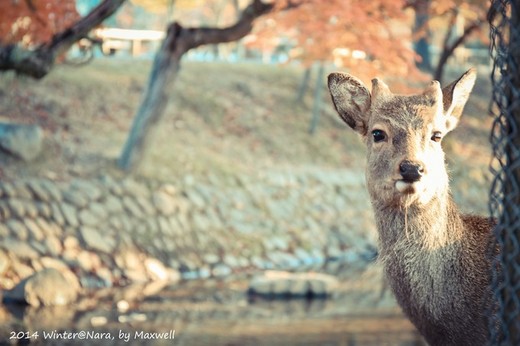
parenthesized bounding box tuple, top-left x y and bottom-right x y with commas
(442, 68, 476, 131)
(328, 72, 371, 135)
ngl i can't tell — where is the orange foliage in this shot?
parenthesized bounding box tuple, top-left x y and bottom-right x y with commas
(250, 0, 421, 79)
(0, 0, 79, 46)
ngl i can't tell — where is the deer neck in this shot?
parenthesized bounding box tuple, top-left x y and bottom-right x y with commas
(373, 189, 469, 321)
(374, 189, 465, 259)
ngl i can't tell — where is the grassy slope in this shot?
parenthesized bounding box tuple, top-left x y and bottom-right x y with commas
(0, 59, 492, 214)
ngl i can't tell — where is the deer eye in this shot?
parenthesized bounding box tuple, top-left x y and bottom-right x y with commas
(372, 129, 387, 143)
(431, 131, 442, 142)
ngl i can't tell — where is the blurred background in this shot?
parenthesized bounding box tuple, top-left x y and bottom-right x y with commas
(0, 0, 492, 345)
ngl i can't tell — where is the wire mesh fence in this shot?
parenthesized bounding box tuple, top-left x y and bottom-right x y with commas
(489, 0, 520, 344)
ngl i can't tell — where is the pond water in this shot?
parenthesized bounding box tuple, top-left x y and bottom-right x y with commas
(0, 264, 424, 345)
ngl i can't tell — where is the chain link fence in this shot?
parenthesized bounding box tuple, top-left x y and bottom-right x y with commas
(489, 0, 520, 344)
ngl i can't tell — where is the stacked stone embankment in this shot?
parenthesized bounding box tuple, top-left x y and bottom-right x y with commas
(0, 169, 377, 303)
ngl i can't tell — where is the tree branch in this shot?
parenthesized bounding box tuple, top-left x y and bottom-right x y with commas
(179, 0, 274, 50)
(433, 17, 483, 82)
(0, 0, 127, 79)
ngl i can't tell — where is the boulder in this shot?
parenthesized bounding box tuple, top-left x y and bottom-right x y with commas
(3, 268, 79, 307)
(0, 250, 9, 276)
(248, 270, 339, 298)
(0, 122, 43, 161)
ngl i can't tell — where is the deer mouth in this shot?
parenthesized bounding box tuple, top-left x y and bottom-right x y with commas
(395, 180, 419, 194)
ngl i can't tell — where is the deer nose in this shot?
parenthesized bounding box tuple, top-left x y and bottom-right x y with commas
(399, 160, 424, 182)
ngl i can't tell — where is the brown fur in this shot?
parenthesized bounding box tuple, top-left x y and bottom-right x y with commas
(328, 69, 495, 346)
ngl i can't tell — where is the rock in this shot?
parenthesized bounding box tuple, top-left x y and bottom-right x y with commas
(31, 258, 44, 272)
(192, 213, 211, 231)
(40, 257, 69, 272)
(63, 235, 80, 249)
(135, 197, 155, 216)
(95, 267, 113, 287)
(62, 190, 89, 208)
(104, 195, 124, 214)
(268, 251, 301, 269)
(6, 219, 28, 240)
(144, 258, 169, 281)
(248, 271, 339, 298)
(271, 236, 290, 251)
(108, 216, 124, 231)
(115, 248, 143, 271)
(24, 219, 43, 241)
(89, 202, 108, 220)
(90, 316, 108, 327)
(122, 196, 144, 219)
(27, 180, 50, 202)
(157, 217, 172, 236)
(0, 250, 9, 276)
(50, 203, 65, 226)
(0, 122, 43, 161)
(153, 191, 177, 215)
(124, 269, 148, 283)
(59, 202, 79, 227)
(40, 180, 62, 201)
(203, 253, 220, 265)
(186, 190, 205, 209)
(223, 254, 240, 269)
(24, 201, 38, 218)
(160, 184, 177, 196)
(116, 300, 130, 313)
(0, 224, 8, 238)
(12, 182, 32, 199)
(121, 179, 149, 198)
(0, 201, 10, 219)
(271, 277, 291, 295)
(29, 240, 46, 255)
(76, 251, 101, 271)
(7, 199, 25, 218)
(289, 277, 309, 296)
(212, 264, 232, 277)
(78, 208, 99, 227)
(71, 180, 103, 202)
(11, 259, 34, 278)
(36, 203, 52, 218)
(44, 235, 63, 257)
(307, 273, 339, 296)
(80, 227, 115, 253)
(248, 275, 272, 295)
(3, 268, 78, 307)
(2, 238, 39, 260)
(0, 182, 16, 198)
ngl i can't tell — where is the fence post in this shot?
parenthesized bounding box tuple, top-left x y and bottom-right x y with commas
(489, 0, 520, 343)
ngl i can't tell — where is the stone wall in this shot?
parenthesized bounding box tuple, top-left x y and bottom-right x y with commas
(0, 169, 377, 290)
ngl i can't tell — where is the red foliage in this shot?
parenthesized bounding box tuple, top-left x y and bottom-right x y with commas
(0, 0, 79, 46)
(250, 0, 421, 79)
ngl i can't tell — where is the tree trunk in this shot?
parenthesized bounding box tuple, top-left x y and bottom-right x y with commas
(295, 66, 312, 104)
(413, 0, 433, 72)
(308, 62, 324, 135)
(118, 0, 274, 172)
(0, 0, 127, 78)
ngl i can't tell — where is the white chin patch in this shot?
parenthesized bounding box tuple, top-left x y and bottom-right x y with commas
(395, 180, 416, 194)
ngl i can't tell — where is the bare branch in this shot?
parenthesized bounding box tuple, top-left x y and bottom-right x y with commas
(0, 0, 127, 79)
(433, 17, 483, 82)
(179, 0, 274, 50)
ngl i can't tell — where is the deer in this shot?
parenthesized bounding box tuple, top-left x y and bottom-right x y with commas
(327, 68, 496, 346)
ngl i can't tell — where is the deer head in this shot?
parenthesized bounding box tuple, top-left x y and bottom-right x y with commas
(328, 69, 476, 208)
